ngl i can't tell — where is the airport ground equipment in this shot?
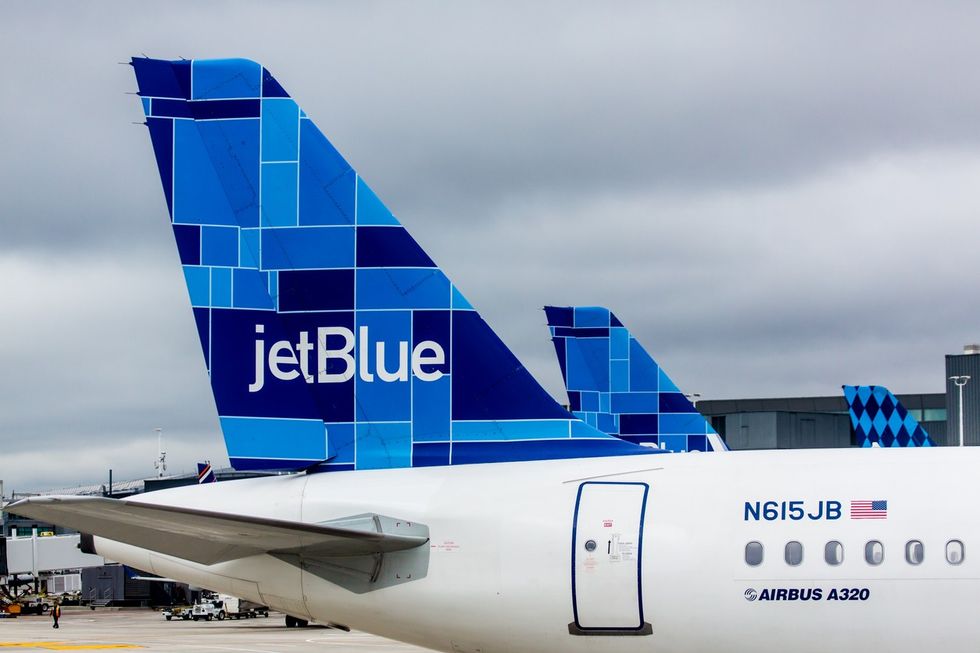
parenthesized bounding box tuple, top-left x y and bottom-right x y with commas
(165, 594, 268, 621)
(213, 594, 269, 619)
(0, 594, 53, 617)
(14, 597, 52, 615)
(162, 605, 192, 621)
(190, 600, 219, 621)
(187, 592, 269, 621)
(81, 565, 180, 607)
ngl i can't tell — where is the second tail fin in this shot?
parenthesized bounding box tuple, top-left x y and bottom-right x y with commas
(197, 462, 217, 484)
(843, 385, 934, 447)
(544, 306, 723, 452)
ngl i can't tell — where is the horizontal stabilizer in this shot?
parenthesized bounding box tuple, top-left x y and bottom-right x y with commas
(4, 496, 428, 566)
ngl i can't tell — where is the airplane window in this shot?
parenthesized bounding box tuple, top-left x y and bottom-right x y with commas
(905, 540, 924, 565)
(865, 540, 884, 565)
(785, 541, 803, 566)
(946, 540, 964, 565)
(745, 541, 764, 566)
(824, 540, 843, 565)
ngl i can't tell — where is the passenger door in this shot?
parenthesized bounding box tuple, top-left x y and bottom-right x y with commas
(569, 481, 651, 635)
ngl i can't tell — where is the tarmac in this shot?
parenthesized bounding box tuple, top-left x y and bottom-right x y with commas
(0, 608, 430, 652)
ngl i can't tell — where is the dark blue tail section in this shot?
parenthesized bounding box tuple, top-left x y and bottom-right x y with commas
(545, 306, 722, 452)
(843, 385, 934, 447)
(131, 58, 654, 472)
(197, 462, 217, 484)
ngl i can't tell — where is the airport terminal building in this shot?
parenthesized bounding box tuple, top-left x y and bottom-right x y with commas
(699, 345, 980, 449)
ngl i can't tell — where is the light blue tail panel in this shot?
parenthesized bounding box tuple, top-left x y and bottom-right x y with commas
(544, 306, 720, 452)
(132, 58, 655, 471)
(843, 385, 934, 447)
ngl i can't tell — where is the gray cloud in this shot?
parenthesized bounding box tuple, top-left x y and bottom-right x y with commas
(2, 1, 980, 490)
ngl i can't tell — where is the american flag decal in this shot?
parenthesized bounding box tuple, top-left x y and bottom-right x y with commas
(851, 500, 887, 519)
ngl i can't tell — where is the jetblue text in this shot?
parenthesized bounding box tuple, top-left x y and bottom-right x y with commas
(249, 324, 445, 392)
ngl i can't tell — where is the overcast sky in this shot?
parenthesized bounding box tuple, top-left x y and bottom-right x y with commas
(3, 1, 980, 491)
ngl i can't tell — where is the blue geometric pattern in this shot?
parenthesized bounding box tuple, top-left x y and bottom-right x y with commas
(132, 58, 656, 472)
(544, 306, 719, 452)
(843, 385, 934, 448)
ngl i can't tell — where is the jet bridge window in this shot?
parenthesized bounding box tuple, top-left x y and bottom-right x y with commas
(824, 540, 843, 565)
(865, 540, 884, 565)
(745, 541, 764, 566)
(784, 541, 803, 566)
(905, 540, 924, 565)
(946, 540, 964, 565)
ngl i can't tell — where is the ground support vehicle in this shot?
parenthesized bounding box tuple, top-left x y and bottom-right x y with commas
(188, 594, 269, 621)
(162, 605, 192, 621)
(215, 595, 269, 620)
(190, 601, 219, 621)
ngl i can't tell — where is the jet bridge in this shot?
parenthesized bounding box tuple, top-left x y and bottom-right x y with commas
(2, 534, 104, 576)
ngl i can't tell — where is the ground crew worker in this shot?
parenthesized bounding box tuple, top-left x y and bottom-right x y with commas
(52, 601, 61, 629)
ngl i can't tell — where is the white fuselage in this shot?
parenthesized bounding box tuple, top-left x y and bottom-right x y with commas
(96, 447, 980, 653)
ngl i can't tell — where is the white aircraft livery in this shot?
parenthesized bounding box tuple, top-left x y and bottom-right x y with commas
(5, 58, 978, 653)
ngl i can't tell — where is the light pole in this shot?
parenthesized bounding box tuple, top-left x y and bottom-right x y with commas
(154, 427, 167, 477)
(685, 392, 702, 408)
(949, 376, 971, 447)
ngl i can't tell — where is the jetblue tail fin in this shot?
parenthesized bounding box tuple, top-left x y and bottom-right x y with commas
(843, 385, 934, 447)
(544, 306, 723, 452)
(131, 58, 652, 472)
(197, 462, 216, 484)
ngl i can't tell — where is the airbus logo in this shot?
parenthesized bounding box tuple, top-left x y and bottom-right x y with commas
(742, 588, 868, 602)
(249, 324, 445, 392)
